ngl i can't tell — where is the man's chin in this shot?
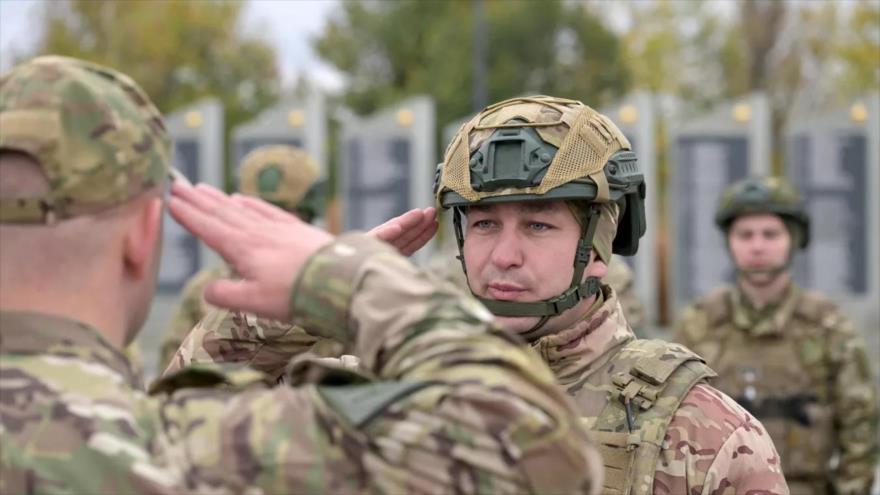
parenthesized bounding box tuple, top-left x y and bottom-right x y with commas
(492, 315, 541, 335)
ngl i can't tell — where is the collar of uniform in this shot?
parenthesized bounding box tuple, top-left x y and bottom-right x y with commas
(0, 310, 140, 388)
(730, 282, 801, 337)
(532, 285, 635, 385)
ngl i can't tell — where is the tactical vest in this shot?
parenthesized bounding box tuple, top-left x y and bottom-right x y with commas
(582, 339, 715, 495)
(693, 287, 837, 482)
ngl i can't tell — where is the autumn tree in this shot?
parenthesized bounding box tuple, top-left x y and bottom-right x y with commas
(313, 0, 630, 127)
(33, 0, 280, 184)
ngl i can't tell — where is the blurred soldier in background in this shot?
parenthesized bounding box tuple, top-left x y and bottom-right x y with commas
(603, 255, 645, 333)
(176, 95, 789, 494)
(674, 177, 878, 495)
(157, 145, 325, 371)
(0, 56, 602, 493)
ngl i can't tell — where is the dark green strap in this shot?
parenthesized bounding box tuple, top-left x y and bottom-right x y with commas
(317, 380, 436, 429)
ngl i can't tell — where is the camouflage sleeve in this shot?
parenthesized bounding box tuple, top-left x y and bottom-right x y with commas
(655, 383, 789, 495)
(827, 315, 879, 493)
(157, 268, 224, 372)
(161, 307, 329, 381)
(161, 233, 602, 493)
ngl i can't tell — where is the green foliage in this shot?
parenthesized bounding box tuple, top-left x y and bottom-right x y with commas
(33, 0, 280, 188)
(314, 0, 630, 129)
(835, 0, 880, 97)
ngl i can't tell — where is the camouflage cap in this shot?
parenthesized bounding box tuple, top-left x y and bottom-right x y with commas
(715, 176, 810, 248)
(0, 55, 171, 224)
(237, 145, 319, 213)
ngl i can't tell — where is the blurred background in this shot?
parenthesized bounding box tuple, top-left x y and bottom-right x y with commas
(1, 0, 878, 382)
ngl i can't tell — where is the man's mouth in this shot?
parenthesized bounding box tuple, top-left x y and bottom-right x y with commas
(487, 283, 528, 300)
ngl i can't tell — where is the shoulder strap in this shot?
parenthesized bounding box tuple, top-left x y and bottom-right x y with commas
(316, 380, 435, 429)
(594, 339, 716, 495)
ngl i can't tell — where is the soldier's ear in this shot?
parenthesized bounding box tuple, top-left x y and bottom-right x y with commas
(123, 196, 163, 279)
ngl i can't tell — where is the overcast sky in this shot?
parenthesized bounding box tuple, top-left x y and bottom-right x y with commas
(0, 0, 344, 90)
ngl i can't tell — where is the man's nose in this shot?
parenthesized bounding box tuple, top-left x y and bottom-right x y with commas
(489, 228, 524, 269)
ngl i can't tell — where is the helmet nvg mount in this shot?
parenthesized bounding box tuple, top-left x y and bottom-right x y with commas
(434, 95, 646, 336)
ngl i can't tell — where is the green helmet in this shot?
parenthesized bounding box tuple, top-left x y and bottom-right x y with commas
(434, 96, 646, 334)
(715, 176, 809, 249)
(237, 145, 323, 223)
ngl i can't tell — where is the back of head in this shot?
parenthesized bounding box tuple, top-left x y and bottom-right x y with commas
(237, 145, 322, 222)
(715, 176, 809, 249)
(0, 55, 171, 315)
(0, 55, 171, 223)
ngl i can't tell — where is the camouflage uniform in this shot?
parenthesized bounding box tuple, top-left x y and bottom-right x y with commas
(434, 96, 788, 494)
(674, 177, 879, 494)
(0, 57, 602, 494)
(183, 96, 789, 494)
(603, 255, 645, 332)
(158, 146, 324, 371)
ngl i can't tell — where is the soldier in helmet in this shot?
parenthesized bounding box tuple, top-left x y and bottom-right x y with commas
(175, 95, 789, 494)
(674, 176, 879, 494)
(0, 57, 603, 493)
(156, 145, 327, 372)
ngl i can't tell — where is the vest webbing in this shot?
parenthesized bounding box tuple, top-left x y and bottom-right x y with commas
(590, 339, 715, 495)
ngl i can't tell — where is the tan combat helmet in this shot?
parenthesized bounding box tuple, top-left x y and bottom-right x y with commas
(0, 56, 171, 224)
(237, 145, 323, 223)
(434, 96, 646, 335)
(715, 176, 810, 249)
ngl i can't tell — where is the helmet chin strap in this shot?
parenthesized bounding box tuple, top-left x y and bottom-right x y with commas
(452, 204, 604, 340)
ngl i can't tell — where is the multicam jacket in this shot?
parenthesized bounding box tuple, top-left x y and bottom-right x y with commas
(157, 265, 230, 372)
(675, 282, 879, 495)
(0, 235, 601, 494)
(533, 286, 789, 495)
(177, 277, 789, 495)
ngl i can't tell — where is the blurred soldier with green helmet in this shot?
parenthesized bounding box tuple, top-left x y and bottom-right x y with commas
(0, 57, 603, 493)
(674, 176, 879, 494)
(157, 145, 326, 372)
(175, 95, 789, 494)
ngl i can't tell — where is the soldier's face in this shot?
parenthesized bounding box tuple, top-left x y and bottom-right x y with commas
(463, 200, 607, 334)
(728, 213, 791, 282)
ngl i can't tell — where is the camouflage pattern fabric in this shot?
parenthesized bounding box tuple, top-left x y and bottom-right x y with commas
(534, 286, 788, 495)
(159, 264, 343, 377)
(675, 282, 879, 494)
(177, 273, 788, 494)
(0, 56, 171, 223)
(157, 266, 229, 372)
(1, 234, 602, 494)
(603, 256, 645, 333)
(159, 144, 322, 371)
(122, 341, 145, 389)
